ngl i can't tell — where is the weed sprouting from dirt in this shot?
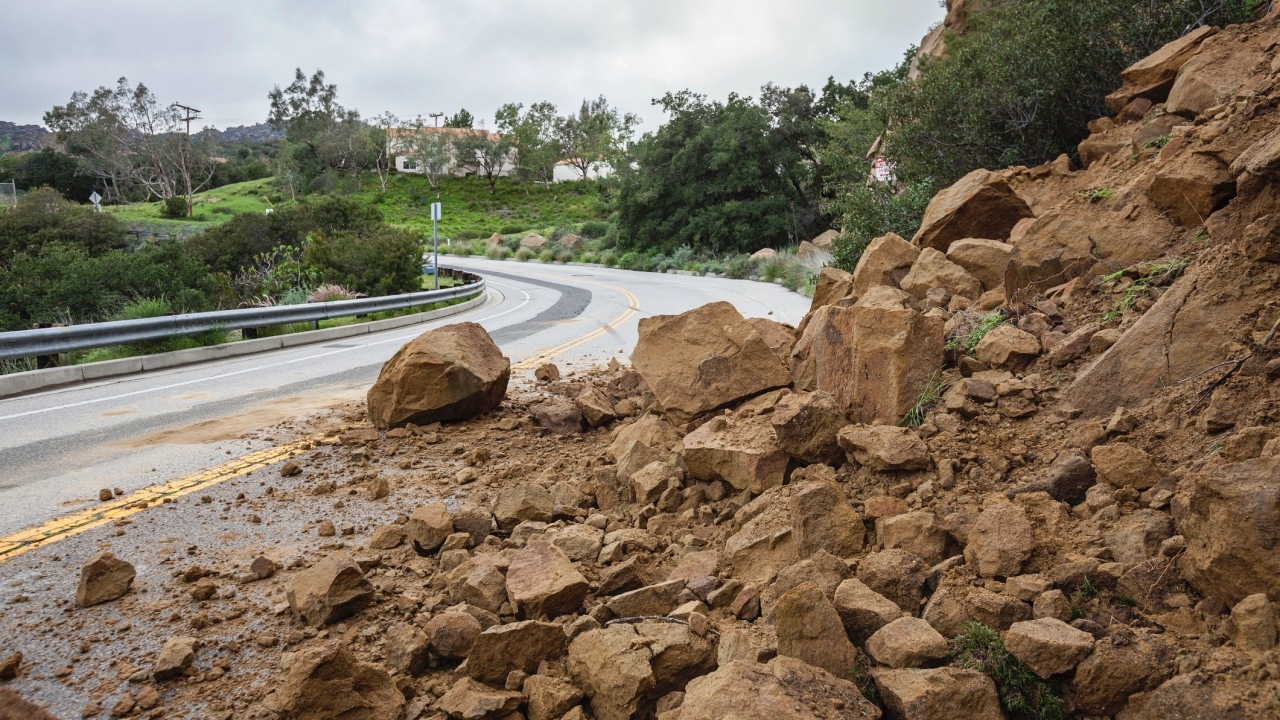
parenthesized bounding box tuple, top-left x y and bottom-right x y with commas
(951, 623, 1066, 720)
(902, 371, 948, 428)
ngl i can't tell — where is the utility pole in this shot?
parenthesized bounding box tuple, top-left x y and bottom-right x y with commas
(173, 103, 201, 217)
(429, 112, 444, 128)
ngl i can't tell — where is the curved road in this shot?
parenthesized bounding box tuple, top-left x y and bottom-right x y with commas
(0, 260, 810, 537)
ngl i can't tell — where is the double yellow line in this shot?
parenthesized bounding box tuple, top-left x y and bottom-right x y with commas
(0, 271, 641, 565)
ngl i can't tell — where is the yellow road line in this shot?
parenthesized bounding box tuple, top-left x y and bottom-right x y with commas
(0, 439, 312, 564)
(0, 270, 642, 564)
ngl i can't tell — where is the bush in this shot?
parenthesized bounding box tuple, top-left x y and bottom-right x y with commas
(670, 245, 696, 269)
(485, 246, 511, 260)
(498, 223, 525, 235)
(0, 188, 130, 265)
(555, 247, 575, 263)
(161, 196, 188, 219)
(759, 253, 788, 282)
(724, 254, 758, 279)
(579, 220, 609, 238)
(304, 226, 422, 297)
(701, 259, 724, 275)
(537, 248, 555, 263)
(515, 247, 535, 261)
(599, 249, 619, 267)
(832, 181, 934, 272)
(308, 284, 365, 302)
(619, 251, 648, 271)
(452, 229, 482, 241)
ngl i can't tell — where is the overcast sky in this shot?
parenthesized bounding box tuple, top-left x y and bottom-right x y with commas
(4, 1, 943, 133)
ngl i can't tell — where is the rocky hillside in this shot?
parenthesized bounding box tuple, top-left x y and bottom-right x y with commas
(3, 10, 1280, 720)
(0, 121, 50, 153)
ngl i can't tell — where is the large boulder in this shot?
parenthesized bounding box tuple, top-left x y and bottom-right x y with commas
(367, 323, 510, 429)
(1147, 150, 1236, 227)
(899, 248, 983, 301)
(462, 621, 567, 685)
(1166, 30, 1269, 117)
(677, 657, 883, 719)
(945, 238, 1013, 291)
(521, 233, 549, 249)
(791, 478, 866, 558)
(770, 390, 846, 465)
(76, 551, 135, 607)
(911, 169, 1034, 252)
(505, 539, 589, 618)
(286, 553, 374, 627)
(1003, 619, 1094, 678)
(838, 424, 930, 471)
(632, 301, 792, 423)
(790, 306, 944, 424)
(852, 232, 920, 298)
(963, 500, 1034, 579)
(833, 579, 902, 643)
(1105, 25, 1216, 113)
(775, 582, 859, 679)
(1073, 633, 1177, 716)
(272, 641, 403, 720)
(680, 413, 789, 493)
(809, 267, 856, 313)
(567, 622, 715, 720)
(872, 668, 1004, 720)
(1173, 456, 1280, 605)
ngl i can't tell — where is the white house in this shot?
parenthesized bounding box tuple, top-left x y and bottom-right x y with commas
(553, 159, 614, 183)
(387, 126, 515, 178)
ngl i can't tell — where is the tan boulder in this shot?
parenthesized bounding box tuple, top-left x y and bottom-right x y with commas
(487, 232, 504, 247)
(855, 284, 913, 310)
(534, 362, 561, 382)
(424, 612, 482, 659)
(1173, 456, 1280, 604)
(1147, 150, 1236, 227)
(797, 240, 822, 258)
(751, 247, 778, 260)
(911, 168, 1034, 252)
(1166, 32, 1268, 117)
(76, 551, 135, 607)
(152, 636, 197, 682)
(1003, 618, 1094, 678)
(520, 233, 548, 249)
(404, 503, 453, 555)
(574, 386, 618, 427)
(1073, 633, 1177, 716)
(606, 579, 685, 618)
(838, 425, 931, 471)
(858, 549, 929, 613)
(900, 248, 983, 300)
(790, 478, 866, 558)
(367, 323, 510, 429)
(965, 587, 1033, 631)
(632, 301, 791, 423)
(834, 579, 902, 643)
(1228, 593, 1278, 652)
(811, 229, 841, 249)
(273, 641, 403, 720)
(866, 618, 949, 669)
(852, 232, 920, 298)
(1124, 673, 1280, 720)
(760, 551, 851, 621)
(724, 487, 797, 584)
(878, 511, 949, 566)
(446, 556, 510, 614)
(678, 656, 882, 719)
(559, 233, 583, 250)
(770, 390, 846, 465)
(491, 484, 554, 531)
(1106, 25, 1216, 113)
(680, 414, 789, 493)
(872, 668, 1004, 720)
(462, 621, 567, 685)
(567, 622, 715, 720)
(964, 500, 1033, 578)
(384, 622, 429, 675)
(436, 677, 521, 719)
(1090, 442, 1160, 490)
(748, 317, 798, 367)
(775, 582, 858, 679)
(505, 539, 589, 618)
(945, 238, 1013, 291)
(973, 324, 1040, 371)
(286, 553, 374, 627)
(607, 414, 681, 460)
(790, 305, 944, 423)
(0, 689, 57, 720)
(1231, 126, 1280, 179)
(524, 674, 584, 720)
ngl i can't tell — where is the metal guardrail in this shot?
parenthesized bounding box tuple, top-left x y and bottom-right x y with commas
(0, 268, 485, 361)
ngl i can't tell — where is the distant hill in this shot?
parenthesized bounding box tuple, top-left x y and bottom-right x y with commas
(0, 121, 50, 153)
(206, 123, 286, 143)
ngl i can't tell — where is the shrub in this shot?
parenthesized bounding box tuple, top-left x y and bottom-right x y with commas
(161, 196, 188, 219)
(951, 623, 1065, 720)
(724, 254, 758, 279)
(599, 249, 619, 267)
(452, 228, 482, 241)
(670, 245, 696, 269)
(759, 253, 788, 282)
(453, 243, 473, 257)
(502, 236, 521, 252)
(304, 226, 422, 297)
(555, 247, 575, 263)
(701, 259, 724, 275)
(516, 247, 535, 261)
(619, 251, 648, 271)
(831, 181, 934, 273)
(579, 220, 610, 239)
(308, 284, 365, 302)
(578, 251, 598, 264)
(537, 248, 555, 263)
(498, 223, 525, 235)
(485, 246, 511, 260)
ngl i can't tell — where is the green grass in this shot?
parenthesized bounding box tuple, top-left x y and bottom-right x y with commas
(1100, 256, 1188, 323)
(951, 623, 1066, 720)
(946, 312, 1008, 355)
(104, 177, 277, 228)
(902, 371, 948, 428)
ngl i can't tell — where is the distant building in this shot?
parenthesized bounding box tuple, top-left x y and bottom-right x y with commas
(553, 159, 614, 183)
(387, 127, 515, 177)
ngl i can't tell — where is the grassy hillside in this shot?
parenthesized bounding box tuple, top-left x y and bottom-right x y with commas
(102, 174, 609, 239)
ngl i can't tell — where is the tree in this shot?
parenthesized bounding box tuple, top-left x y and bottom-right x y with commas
(495, 101, 561, 190)
(396, 118, 455, 196)
(0, 187, 129, 266)
(555, 96, 639, 180)
(453, 128, 512, 195)
(266, 68, 367, 192)
(444, 109, 475, 129)
(368, 112, 398, 194)
(44, 78, 217, 207)
(616, 90, 818, 255)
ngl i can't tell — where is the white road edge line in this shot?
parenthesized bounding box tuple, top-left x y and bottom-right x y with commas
(0, 283, 535, 423)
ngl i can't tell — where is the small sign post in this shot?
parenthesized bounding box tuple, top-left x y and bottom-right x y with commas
(872, 156, 895, 184)
(430, 202, 442, 290)
(89, 191, 103, 213)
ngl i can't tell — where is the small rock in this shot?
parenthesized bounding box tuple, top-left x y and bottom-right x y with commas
(833, 578, 902, 643)
(274, 640, 403, 719)
(367, 476, 391, 500)
(963, 500, 1033, 578)
(285, 552, 374, 627)
(249, 556, 277, 580)
(463, 621, 567, 685)
(838, 425, 931, 471)
(404, 503, 453, 555)
(76, 551, 136, 607)
(505, 539, 589, 618)
(316, 520, 336, 537)
(867, 617, 949, 668)
(0, 651, 22, 680)
(1228, 593, 1278, 652)
(1003, 618, 1095, 678)
(436, 677, 522, 720)
(873, 667, 1004, 720)
(384, 622, 430, 675)
(280, 460, 303, 477)
(98, 489, 113, 502)
(152, 636, 197, 681)
(424, 612, 482, 659)
(1090, 442, 1161, 490)
(524, 674, 584, 720)
(775, 582, 858, 679)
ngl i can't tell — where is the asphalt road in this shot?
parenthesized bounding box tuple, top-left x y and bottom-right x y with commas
(0, 260, 810, 537)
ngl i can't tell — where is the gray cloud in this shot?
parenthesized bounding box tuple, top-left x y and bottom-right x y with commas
(4, 1, 943, 132)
